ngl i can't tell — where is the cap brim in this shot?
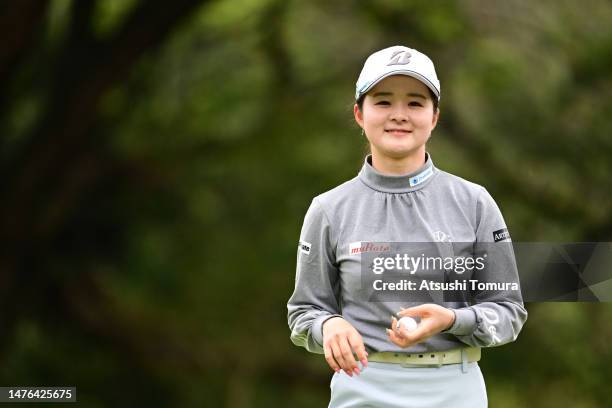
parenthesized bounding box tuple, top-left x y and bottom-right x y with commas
(356, 69, 440, 101)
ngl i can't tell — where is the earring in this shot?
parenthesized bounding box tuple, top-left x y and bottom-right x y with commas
(361, 129, 365, 136)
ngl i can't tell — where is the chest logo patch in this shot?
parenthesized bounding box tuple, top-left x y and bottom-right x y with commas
(349, 241, 391, 255)
(433, 231, 452, 243)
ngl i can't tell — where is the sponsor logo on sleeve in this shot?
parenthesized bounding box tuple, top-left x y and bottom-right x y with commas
(298, 240, 311, 255)
(493, 228, 510, 242)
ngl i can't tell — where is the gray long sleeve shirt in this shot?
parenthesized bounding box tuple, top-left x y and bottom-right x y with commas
(287, 154, 527, 354)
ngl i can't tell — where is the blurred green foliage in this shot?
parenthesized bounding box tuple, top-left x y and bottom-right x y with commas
(1, 0, 611, 406)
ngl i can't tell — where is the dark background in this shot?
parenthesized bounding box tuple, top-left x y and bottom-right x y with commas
(1, 0, 611, 406)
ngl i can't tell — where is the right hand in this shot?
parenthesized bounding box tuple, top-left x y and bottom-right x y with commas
(322, 317, 368, 376)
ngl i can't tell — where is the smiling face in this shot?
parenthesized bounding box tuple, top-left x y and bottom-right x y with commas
(354, 75, 439, 163)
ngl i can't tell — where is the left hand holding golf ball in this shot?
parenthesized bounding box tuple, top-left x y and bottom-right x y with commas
(387, 304, 456, 348)
(397, 316, 418, 332)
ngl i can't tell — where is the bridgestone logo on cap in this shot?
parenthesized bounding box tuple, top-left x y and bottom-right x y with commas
(493, 228, 510, 242)
(387, 50, 411, 66)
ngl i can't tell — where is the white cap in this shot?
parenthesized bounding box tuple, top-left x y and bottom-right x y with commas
(355, 45, 440, 102)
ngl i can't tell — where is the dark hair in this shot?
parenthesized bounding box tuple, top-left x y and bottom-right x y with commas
(356, 88, 439, 113)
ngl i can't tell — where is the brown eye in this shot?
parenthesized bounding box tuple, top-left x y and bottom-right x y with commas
(376, 101, 390, 105)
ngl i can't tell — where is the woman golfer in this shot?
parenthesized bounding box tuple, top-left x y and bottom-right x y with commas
(287, 45, 527, 407)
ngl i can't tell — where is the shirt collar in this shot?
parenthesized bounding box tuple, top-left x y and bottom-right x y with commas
(358, 153, 437, 193)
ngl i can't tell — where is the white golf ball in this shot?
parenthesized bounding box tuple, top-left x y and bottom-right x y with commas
(398, 316, 418, 332)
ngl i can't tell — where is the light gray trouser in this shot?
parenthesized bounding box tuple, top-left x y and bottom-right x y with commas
(329, 361, 487, 408)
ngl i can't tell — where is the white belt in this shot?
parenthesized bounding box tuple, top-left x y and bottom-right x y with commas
(368, 347, 481, 368)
